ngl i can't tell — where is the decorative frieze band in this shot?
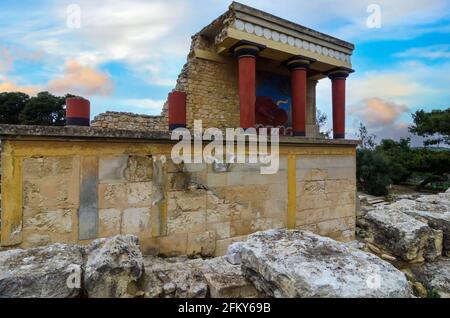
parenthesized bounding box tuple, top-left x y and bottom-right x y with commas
(233, 19, 352, 64)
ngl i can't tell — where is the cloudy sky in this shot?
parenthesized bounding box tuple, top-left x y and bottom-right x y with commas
(0, 0, 449, 143)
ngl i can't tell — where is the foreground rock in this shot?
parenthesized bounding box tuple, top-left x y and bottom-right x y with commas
(0, 244, 83, 298)
(200, 257, 259, 298)
(409, 257, 450, 298)
(358, 209, 443, 263)
(387, 194, 450, 255)
(140, 256, 207, 298)
(84, 235, 144, 298)
(234, 229, 412, 298)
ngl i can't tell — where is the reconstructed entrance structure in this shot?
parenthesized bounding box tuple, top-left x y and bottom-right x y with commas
(0, 2, 358, 257)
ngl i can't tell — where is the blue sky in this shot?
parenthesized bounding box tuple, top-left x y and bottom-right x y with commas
(1, 0, 449, 143)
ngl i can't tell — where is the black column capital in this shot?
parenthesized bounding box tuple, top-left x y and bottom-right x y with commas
(285, 55, 316, 71)
(232, 40, 266, 58)
(327, 67, 354, 80)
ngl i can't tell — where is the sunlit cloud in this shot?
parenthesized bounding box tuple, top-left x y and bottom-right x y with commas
(47, 60, 114, 96)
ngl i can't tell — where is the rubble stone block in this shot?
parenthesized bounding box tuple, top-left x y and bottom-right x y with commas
(200, 257, 259, 298)
(358, 209, 442, 262)
(236, 229, 412, 298)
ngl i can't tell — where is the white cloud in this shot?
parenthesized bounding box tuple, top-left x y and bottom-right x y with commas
(395, 44, 450, 59)
(121, 98, 165, 111)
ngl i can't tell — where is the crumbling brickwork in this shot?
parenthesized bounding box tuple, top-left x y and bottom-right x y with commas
(91, 111, 168, 131)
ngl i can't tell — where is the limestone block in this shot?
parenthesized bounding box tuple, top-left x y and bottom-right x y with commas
(236, 229, 412, 298)
(168, 190, 206, 213)
(98, 183, 127, 209)
(215, 235, 248, 257)
(23, 233, 51, 247)
(251, 218, 274, 233)
(200, 257, 259, 298)
(325, 180, 356, 194)
(167, 172, 188, 191)
(147, 233, 188, 257)
(85, 235, 144, 298)
(316, 216, 355, 236)
(23, 177, 78, 208)
(127, 182, 152, 207)
(23, 156, 74, 179)
(358, 209, 442, 262)
(297, 155, 355, 170)
(98, 156, 128, 183)
(298, 194, 330, 211)
(205, 172, 228, 187)
(207, 222, 231, 240)
(0, 243, 84, 298)
(124, 156, 153, 182)
(184, 163, 207, 173)
(141, 256, 207, 298)
(168, 211, 206, 235)
(327, 167, 356, 181)
(297, 181, 326, 196)
(122, 208, 151, 235)
(187, 231, 216, 257)
(23, 207, 74, 234)
(99, 209, 121, 237)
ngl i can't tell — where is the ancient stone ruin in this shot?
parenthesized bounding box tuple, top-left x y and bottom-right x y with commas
(0, 2, 358, 257)
(2, 2, 448, 299)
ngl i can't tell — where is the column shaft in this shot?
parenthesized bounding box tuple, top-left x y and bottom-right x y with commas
(238, 56, 256, 129)
(331, 78, 346, 139)
(291, 68, 307, 136)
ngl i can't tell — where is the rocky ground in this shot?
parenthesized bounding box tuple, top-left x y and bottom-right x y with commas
(0, 188, 448, 298)
(356, 188, 450, 297)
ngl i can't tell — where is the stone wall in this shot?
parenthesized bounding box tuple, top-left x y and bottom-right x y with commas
(91, 111, 168, 131)
(0, 138, 356, 256)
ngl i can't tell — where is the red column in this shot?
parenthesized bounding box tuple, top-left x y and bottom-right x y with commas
(329, 69, 352, 139)
(238, 56, 256, 129)
(290, 68, 307, 136)
(168, 91, 187, 130)
(234, 44, 261, 129)
(66, 97, 90, 126)
(287, 58, 314, 136)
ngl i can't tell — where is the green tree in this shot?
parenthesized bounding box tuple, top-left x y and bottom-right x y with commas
(409, 108, 450, 146)
(0, 92, 30, 124)
(356, 149, 391, 196)
(409, 148, 450, 190)
(357, 122, 376, 150)
(317, 109, 331, 139)
(376, 138, 413, 184)
(18, 92, 67, 126)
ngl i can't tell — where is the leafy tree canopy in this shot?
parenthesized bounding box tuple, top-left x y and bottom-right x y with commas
(409, 108, 450, 146)
(0, 91, 77, 126)
(0, 92, 30, 124)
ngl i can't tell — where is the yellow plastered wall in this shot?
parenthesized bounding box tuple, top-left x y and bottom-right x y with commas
(1, 139, 356, 256)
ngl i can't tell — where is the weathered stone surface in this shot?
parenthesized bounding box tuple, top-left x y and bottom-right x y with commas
(84, 235, 144, 298)
(358, 209, 443, 262)
(409, 257, 450, 298)
(200, 257, 259, 298)
(0, 244, 83, 298)
(236, 229, 412, 298)
(140, 256, 207, 298)
(387, 195, 450, 254)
